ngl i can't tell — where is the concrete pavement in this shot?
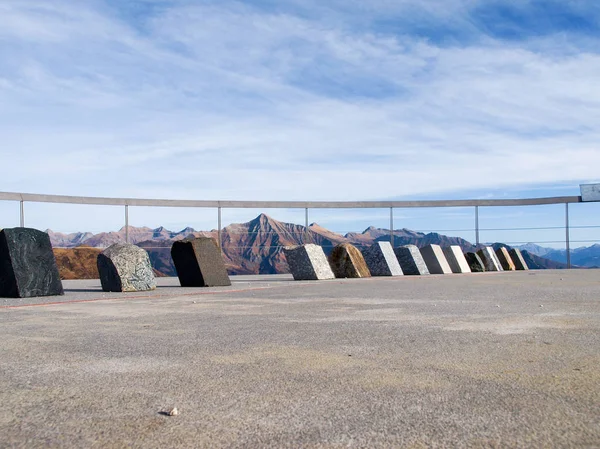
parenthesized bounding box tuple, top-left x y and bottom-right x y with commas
(1, 270, 599, 447)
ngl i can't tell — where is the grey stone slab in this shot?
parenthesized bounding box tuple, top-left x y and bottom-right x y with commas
(477, 247, 502, 272)
(442, 246, 472, 273)
(283, 244, 335, 281)
(420, 244, 453, 274)
(394, 245, 429, 275)
(97, 243, 156, 292)
(171, 237, 231, 287)
(495, 247, 516, 271)
(0, 227, 64, 298)
(509, 248, 529, 270)
(465, 252, 486, 272)
(329, 243, 370, 279)
(362, 242, 403, 277)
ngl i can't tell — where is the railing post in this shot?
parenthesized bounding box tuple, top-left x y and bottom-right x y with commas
(565, 203, 571, 269)
(218, 206, 222, 253)
(124, 205, 129, 243)
(20, 200, 24, 227)
(304, 207, 309, 243)
(475, 205, 480, 245)
(390, 207, 394, 248)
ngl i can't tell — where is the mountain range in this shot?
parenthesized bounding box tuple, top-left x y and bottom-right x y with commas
(48, 213, 592, 278)
(513, 243, 600, 268)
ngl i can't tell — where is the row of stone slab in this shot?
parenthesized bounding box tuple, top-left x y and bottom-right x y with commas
(0, 228, 231, 298)
(283, 242, 529, 281)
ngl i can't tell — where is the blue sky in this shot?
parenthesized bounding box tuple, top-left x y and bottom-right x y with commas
(1, 0, 599, 247)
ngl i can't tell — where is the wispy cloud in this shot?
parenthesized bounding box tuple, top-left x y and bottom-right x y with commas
(1, 0, 599, 233)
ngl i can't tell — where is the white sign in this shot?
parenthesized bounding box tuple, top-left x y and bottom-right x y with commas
(580, 184, 600, 202)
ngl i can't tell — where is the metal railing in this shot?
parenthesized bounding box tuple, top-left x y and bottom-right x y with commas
(0, 190, 593, 269)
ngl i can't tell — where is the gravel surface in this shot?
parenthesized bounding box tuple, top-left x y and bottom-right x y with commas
(1, 270, 599, 448)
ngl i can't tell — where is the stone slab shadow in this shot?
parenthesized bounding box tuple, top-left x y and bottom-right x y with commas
(97, 243, 156, 292)
(171, 237, 231, 287)
(284, 244, 335, 281)
(328, 243, 370, 279)
(465, 252, 486, 272)
(477, 247, 503, 272)
(362, 242, 403, 277)
(394, 245, 429, 275)
(442, 246, 472, 273)
(0, 227, 64, 298)
(509, 248, 529, 270)
(420, 244, 453, 274)
(495, 247, 516, 271)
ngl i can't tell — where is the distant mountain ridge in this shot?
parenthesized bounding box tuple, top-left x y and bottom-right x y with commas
(48, 226, 212, 247)
(48, 213, 581, 277)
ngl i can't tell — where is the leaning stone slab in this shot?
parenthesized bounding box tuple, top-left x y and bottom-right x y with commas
(171, 237, 231, 287)
(465, 252, 486, 272)
(491, 249, 505, 271)
(477, 247, 502, 272)
(284, 244, 335, 281)
(394, 245, 429, 275)
(362, 242, 403, 276)
(442, 246, 472, 273)
(495, 247, 516, 271)
(0, 227, 64, 298)
(97, 243, 156, 292)
(329, 243, 370, 278)
(509, 248, 529, 270)
(420, 244, 453, 274)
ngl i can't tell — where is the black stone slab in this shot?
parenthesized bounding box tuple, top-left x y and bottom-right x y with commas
(509, 248, 529, 270)
(465, 252, 485, 272)
(171, 237, 231, 287)
(0, 227, 64, 298)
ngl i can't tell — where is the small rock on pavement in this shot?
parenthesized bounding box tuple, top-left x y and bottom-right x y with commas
(167, 407, 179, 416)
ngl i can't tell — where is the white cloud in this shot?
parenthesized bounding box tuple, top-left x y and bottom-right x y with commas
(0, 0, 599, 233)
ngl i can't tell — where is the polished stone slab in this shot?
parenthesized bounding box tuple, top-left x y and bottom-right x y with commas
(394, 245, 429, 275)
(362, 242, 403, 277)
(465, 252, 486, 272)
(97, 243, 156, 292)
(0, 227, 64, 298)
(420, 244, 453, 274)
(491, 249, 505, 271)
(442, 246, 472, 273)
(284, 244, 335, 281)
(171, 237, 231, 287)
(477, 247, 503, 272)
(509, 248, 529, 270)
(329, 243, 370, 279)
(495, 247, 516, 271)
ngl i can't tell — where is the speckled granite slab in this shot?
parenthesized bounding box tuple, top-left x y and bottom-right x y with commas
(509, 248, 529, 270)
(283, 244, 335, 281)
(329, 243, 370, 278)
(465, 252, 486, 272)
(495, 247, 516, 271)
(420, 245, 453, 274)
(97, 243, 156, 292)
(394, 245, 429, 275)
(172, 237, 231, 287)
(362, 242, 403, 277)
(0, 227, 64, 298)
(442, 246, 471, 273)
(477, 247, 502, 272)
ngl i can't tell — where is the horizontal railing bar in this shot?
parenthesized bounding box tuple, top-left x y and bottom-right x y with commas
(0, 191, 583, 208)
